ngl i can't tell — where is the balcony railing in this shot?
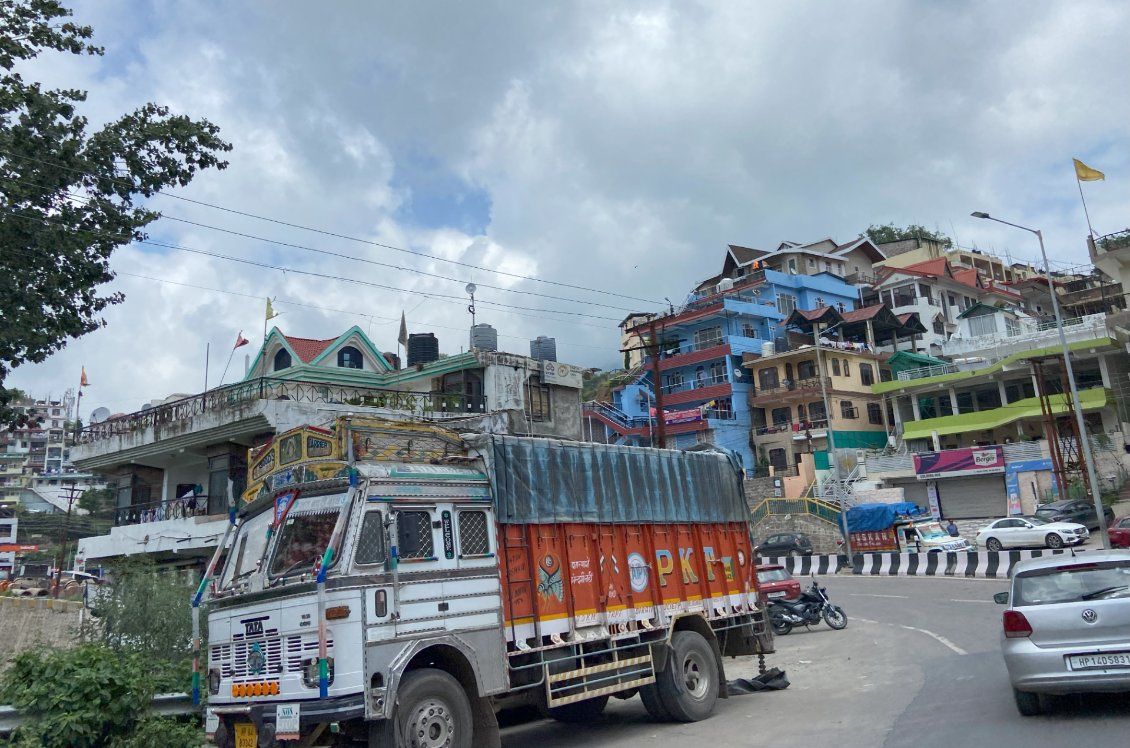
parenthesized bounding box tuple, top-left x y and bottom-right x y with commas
(661, 372, 729, 394)
(114, 496, 212, 526)
(939, 313, 1108, 361)
(1094, 228, 1130, 254)
(658, 338, 725, 358)
(80, 377, 488, 444)
(755, 418, 829, 436)
(751, 377, 832, 399)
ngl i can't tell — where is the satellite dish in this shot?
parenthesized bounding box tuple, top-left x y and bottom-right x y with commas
(89, 407, 111, 423)
(465, 283, 477, 295)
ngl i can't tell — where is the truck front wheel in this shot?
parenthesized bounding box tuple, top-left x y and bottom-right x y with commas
(655, 630, 720, 723)
(373, 668, 474, 748)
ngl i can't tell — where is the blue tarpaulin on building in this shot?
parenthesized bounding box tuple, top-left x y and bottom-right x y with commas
(845, 502, 926, 533)
(467, 434, 749, 525)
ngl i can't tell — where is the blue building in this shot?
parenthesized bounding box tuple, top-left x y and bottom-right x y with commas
(586, 243, 867, 469)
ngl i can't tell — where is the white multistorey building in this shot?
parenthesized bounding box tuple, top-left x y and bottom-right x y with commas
(0, 511, 15, 577)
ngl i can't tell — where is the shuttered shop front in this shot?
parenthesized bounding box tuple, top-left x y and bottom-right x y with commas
(936, 475, 1007, 519)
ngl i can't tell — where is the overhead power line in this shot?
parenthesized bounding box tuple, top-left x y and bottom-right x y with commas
(0, 149, 666, 307)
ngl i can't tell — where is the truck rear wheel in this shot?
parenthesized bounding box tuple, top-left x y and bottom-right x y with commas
(372, 668, 474, 748)
(655, 630, 719, 723)
(639, 683, 673, 721)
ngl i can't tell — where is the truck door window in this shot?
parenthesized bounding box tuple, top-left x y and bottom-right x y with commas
(457, 510, 490, 556)
(354, 511, 386, 565)
(397, 510, 435, 560)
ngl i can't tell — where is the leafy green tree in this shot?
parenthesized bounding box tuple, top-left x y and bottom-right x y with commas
(0, 0, 232, 427)
(865, 223, 953, 248)
(78, 486, 114, 515)
(83, 558, 194, 661)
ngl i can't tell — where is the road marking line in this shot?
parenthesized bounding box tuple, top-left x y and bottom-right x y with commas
(898, 624, 968, 655)
(849, 593, 909, 599)
(949, 598, 995, 604)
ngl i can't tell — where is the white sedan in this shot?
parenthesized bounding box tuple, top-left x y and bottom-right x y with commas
(976, 516, 1089, 551)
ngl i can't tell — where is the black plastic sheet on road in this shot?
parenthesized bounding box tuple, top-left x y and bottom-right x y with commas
(727, 668, 790, 695)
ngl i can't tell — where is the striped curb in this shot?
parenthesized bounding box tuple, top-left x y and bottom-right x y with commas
(762, 549, 1073, 578)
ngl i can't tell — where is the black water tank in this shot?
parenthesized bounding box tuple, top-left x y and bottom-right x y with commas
(407, 333, 439, 367)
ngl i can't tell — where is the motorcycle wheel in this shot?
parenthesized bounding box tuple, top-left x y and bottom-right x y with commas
(770, 615, 792, 636)
(823, 605, 848, 630)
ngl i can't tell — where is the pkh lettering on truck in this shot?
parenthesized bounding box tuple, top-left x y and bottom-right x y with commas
(197, 416, 773, 747)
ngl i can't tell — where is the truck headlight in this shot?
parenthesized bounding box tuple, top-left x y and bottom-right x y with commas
(302, 657, 335, 689)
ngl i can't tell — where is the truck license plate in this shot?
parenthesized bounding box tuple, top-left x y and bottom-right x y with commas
(1068, 653, 1130, 669)
(234, 722, 257, 748)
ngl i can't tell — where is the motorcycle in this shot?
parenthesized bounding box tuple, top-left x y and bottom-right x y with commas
(768, 577, 848, 636)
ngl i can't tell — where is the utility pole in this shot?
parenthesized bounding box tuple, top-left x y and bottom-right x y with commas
(52, 481, 82, 598)
(647, 319, 668, 448)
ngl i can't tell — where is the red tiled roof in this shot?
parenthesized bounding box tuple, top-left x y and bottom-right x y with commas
(282, 335, 335, 363)
(902, 257, 950, 277)
(793, 306, 834, 321)
(952, 267, 981, 289)
(841, 305, 887, 323)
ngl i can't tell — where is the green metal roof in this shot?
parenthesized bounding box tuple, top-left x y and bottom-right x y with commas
(887, 350, 949, 375)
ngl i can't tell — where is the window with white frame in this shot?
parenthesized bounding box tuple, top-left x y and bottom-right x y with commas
(693, 326, 723, 348)
(1005, 316, 1021, 336)
(777, 294, 798, 315)
(967, 314, 996, 337)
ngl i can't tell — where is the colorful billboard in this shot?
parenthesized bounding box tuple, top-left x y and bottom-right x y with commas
(914, 446, 1004, 480)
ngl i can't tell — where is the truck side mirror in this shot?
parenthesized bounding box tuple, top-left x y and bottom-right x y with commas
(993, 591, 1009, 605)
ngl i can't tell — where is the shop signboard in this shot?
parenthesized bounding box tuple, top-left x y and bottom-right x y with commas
(914, 446, 1004, 480)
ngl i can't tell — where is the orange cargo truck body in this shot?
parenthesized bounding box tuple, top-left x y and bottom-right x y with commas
(498, 520, 756, 645)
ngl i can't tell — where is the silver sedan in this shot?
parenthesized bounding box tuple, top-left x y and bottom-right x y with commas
(995, 550, 1130, 715)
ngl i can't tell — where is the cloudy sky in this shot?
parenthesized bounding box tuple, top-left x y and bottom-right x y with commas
(8, 0, 1129, 419)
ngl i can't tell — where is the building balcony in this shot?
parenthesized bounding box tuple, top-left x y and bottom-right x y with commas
(655, 342, 731, 371)
(749, 377, 832, 405)
(938, 313, 1109, 363)
(73, 377, 487, 470)
(114, 496, 213, 526)
(755, 418, 829, 437)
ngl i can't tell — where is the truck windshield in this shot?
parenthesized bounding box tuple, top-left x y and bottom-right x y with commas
(269, 493, 349, 578)
(220, 509, 272, 589)
(916, 522, 946, 540)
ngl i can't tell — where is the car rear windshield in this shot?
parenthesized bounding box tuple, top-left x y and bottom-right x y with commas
(757, 568, 793, 583)
(1014, 561, 1130, 606)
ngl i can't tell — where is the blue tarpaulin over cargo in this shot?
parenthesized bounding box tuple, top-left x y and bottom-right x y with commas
(845, 502, 925, 533)
(466, 435, 749, 524)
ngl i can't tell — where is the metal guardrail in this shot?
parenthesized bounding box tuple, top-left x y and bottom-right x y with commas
(0, 693, 195, 737)
(748, 496, 842, 528)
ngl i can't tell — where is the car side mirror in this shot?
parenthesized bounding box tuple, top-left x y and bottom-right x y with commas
(993, 591, 1009, 605)
(1022, 523, 1033, 529)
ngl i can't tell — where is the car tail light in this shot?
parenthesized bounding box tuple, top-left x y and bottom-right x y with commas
(1003, 610, 1032, 638)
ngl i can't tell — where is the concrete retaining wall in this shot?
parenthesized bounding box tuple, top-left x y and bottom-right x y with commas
(0, 596, 84, 667)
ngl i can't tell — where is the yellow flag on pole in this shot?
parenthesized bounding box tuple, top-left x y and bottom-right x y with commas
(266, 297, 280, 321)
(1073, 158, 1105, 182)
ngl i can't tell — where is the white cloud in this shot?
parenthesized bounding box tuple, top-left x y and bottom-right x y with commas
(7, 0, 1128, 419)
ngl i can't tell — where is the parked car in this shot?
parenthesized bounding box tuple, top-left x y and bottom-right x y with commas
(756, 564, 801, 601)
(1109, 516, 1130, 549)
(1034, 499, 1115, 531)
(976, 516, 1089, 551)
(995, 550, 1130, 715)
(755, 532, 813, 558)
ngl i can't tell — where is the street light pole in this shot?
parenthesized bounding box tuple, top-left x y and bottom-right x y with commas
(814, 320, 853, 558)
(972, 212, 1110, 548)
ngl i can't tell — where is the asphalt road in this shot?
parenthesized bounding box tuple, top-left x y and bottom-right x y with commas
(499, 575, 1130, 747)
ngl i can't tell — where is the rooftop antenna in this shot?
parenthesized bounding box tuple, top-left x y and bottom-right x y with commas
(664, 297, 675, 314)
(465, 283, 477, 328)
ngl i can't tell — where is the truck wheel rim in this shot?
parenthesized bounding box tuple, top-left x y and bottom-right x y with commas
(406, 699, 454, 747)
(682, 652, 709, 699)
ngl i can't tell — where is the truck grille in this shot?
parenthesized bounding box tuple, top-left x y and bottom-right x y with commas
(286, 633, 335, 673)
(230, 628, 283, 678)
(210, 631, 334, 677)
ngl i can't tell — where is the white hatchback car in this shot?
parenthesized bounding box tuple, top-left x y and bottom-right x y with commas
(977, 516, 1088, 551)
(996, 550, 1130, 715)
